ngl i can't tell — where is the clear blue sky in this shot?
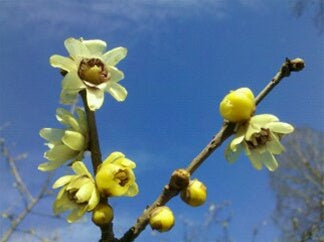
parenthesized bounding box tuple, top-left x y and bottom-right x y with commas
(0, 0, 323, 241)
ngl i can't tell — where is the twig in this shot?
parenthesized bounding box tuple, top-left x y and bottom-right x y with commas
(1, 175, 52, 242)
(0, 139, 34, 204)
(118, 57, 305, 242)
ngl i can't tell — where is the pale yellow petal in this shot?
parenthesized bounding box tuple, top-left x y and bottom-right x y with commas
(72, 161, 92, 177)
(83, 39, 107, 55)
(266, 122, 294, 134)
(38, 160, 66, 171)
(50, 55, 77, 72)
(260, 151, 278, 171)
(44, 144, 77, 161)
(52, 175, 74, 189)
(56, 108, 81, 132)
(108, 66, 124, 83)
(103, 47, 127, 66)
(230, 135, 244, 151)
(62, 131, 86, 151)
(62, 71, 85, 91)
(75, 182, 93, 203)
(125, 183, 139, 197)
(87, 189, 100, 211)
(225, 143, 242, 163)
(60, 89, 79, 105)
(64, 38, 90, 59)
(86, 88, 105, 111)
(247, 151, 263, 170)
(106, 83, 127, 102)
(67, 208, 85, 223)
(103, 152, 125, 165)
(39, 128, 64, 144)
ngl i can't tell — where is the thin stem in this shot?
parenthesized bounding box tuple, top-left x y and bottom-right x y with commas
(80, 90, 102, 173)
(79, 90, 116, 242)
(118, 57, 305, 242)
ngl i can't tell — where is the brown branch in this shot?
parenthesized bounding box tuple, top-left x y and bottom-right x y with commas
(1, 176, 52, 242)
(118, 57, 305, 242)
(80, 90, 102, 173)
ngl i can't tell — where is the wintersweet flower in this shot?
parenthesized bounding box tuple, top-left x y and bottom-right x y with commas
(95, 152, 138, 197)
(219, 87, 255, 122)
(225, 114, 294, 171)
(38, 108, 88, 171)
(50, 37, 128, 111)
(52, 161, 100, 223)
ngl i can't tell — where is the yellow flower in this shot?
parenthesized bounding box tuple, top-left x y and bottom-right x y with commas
(180, 179, 207, 207)
(50, 38, 128, 111)
(95, 152, 138, 197)
(225, 114, 294, 171)
(38, 108, 88, 171)
(219, 87, 255, 122)
(52, 161, 100, 223)
(149, 206, 175, 232)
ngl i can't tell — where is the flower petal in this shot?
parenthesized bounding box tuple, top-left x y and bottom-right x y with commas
(67, 208, 85, 223)
(40, 128, 64, 144)
(247, 151, 263, 170)
(83, 39, 107, 55)
(75, 182, 93, 203)
(87, 190, 100, 211)
(125, 183, 139, 197)
(225, 143, 243, 163)
(62, 72, 85, 91)
(64, 38, 90, 59)
(52, 175, 74, 189)
(38, 160, 66, 171)
(44, 144, 77, 161)
(86, 88, 104, 111)
(266, 122, 294, 134)
(108, 66, 124, 83)
(60, 89, 79, 104)
(266, 134, 285, 155)
(230, 134, 244, 151)
(260, 151, 278, 171)
(103, 47, 127, 66)
(250, 114, 279, 126)
(106, 83, 127, 102)
(72, 161, 92, 177)
(56, 108, 81, 132)
(104, 152, 125, 165)
(62, 131, 86, 151)
(50, 55, 77, 72)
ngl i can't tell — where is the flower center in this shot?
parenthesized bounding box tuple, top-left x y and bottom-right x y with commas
(246, 128, 271, 149)
(114, 169, 129, 187)
(78, 58, 109, 86)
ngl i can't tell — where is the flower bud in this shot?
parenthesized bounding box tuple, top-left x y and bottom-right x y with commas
(219, 87, 255, 122)
(181, 179, 207, 207)
(149, 206, 175, 232)
(169, 169, 190, 190)
(92, 203, 114, 226)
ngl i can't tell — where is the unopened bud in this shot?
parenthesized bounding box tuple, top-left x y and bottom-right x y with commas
(149, 206, 175, 232)
(181, 179, 207, 207)
(169, 169, 190, 190)
(92, 203, 114, 226)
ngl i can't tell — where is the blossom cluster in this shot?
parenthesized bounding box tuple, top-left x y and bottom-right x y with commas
(39, 38, 138, 223)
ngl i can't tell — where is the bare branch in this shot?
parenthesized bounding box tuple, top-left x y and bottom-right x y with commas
(118, 58, 305, 242)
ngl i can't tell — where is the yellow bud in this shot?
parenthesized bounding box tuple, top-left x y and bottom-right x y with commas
(181, 179, 207, 207)
(92, 203, 114, 226)
(149, 206, 175, 232)
(219, 87, 255, 122)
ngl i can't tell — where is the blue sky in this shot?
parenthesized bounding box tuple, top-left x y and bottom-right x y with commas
(0, 0, 323, 241)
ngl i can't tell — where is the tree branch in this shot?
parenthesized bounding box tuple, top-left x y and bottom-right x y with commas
(118, 57, 305, 242)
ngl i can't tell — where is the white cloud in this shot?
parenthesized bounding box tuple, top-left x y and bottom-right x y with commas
(0, 0, 228, 36)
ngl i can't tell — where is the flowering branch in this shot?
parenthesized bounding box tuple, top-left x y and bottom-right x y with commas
(118, 57, 305, 242)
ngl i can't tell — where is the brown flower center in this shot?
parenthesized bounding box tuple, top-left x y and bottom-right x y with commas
(114, 169, 129, 187)
(78, 58, 109, 86)
(246, 128, 271, 149)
